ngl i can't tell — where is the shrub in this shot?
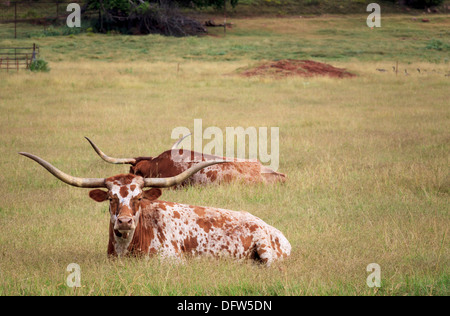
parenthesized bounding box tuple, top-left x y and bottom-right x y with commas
(29, 59, 50, 72)
(425, 39, 450, 51)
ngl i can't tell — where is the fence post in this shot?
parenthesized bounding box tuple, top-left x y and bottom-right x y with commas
(14, 1, 17, 39)
(32, 43, 36, 62)
(223, 0, 226, 36)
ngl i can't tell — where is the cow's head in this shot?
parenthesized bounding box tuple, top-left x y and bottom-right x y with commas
(89, 174, 162, 236)
(19, 152, 226, 237)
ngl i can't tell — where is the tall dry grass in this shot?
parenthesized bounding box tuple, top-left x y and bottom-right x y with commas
(0, 15, 449, 295)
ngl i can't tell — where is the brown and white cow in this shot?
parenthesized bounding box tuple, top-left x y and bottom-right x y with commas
(20, 152, 291, 266)
(85, 137, 286, 187)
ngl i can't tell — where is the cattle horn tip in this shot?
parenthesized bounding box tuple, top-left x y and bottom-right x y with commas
(84, 137, 136, 164)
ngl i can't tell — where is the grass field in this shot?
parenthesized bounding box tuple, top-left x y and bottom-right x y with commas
(0, 14, 449, 295)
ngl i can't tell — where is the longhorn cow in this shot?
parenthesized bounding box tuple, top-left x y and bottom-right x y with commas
(20, 152, 291, 266)
(85, 137, 286, 188)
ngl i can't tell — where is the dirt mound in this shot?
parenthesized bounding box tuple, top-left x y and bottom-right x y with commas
(241, 59, 355, 78)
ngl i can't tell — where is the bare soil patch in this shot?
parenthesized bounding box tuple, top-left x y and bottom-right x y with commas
(240, 59, 355, 78)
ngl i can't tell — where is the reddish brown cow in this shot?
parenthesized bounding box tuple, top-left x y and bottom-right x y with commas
(85, 137, 286, 187)
(20, 152, 291, 266)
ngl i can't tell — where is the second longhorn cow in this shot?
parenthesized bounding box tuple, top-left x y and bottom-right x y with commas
(85, 137, 286, 188)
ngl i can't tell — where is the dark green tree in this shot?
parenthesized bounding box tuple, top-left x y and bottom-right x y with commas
(404, 0, 444, 8)
(87, 0, 239, 14)
(175, 0, 239, 9)
(392, 0, 444, 8)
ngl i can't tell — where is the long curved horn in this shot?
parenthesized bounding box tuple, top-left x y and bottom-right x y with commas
(171, 133, 192, 150)
(85, 137, 136, 164)
(19, 152, 106, 188)
(144, 160, 228, 188)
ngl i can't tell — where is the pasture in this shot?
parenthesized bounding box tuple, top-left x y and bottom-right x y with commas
(0, 14, 449, 295)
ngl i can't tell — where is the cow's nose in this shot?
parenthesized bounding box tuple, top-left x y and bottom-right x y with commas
(118, 217, 132, 225)
(117, 217, 133, 230)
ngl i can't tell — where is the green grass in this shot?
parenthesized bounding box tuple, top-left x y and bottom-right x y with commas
(0, 15, 449, 296)
(1, 15, 449, 63)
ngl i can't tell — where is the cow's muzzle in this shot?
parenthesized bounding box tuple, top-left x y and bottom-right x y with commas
(114, 216, 135, 232)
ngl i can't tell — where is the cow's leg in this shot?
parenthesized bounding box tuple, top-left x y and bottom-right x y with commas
(253, 242, 274, 267)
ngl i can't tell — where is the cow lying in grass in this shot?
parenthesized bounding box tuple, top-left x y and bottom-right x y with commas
(20, 152, 291, 266)
(85, 137, 286, 187)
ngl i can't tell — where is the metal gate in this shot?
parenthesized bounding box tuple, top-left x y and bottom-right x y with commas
(0, 43, 39, 71)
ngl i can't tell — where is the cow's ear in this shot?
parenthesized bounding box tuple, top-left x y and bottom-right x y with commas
(142, 188, 162, 201)
(89, 189, 109, 202)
